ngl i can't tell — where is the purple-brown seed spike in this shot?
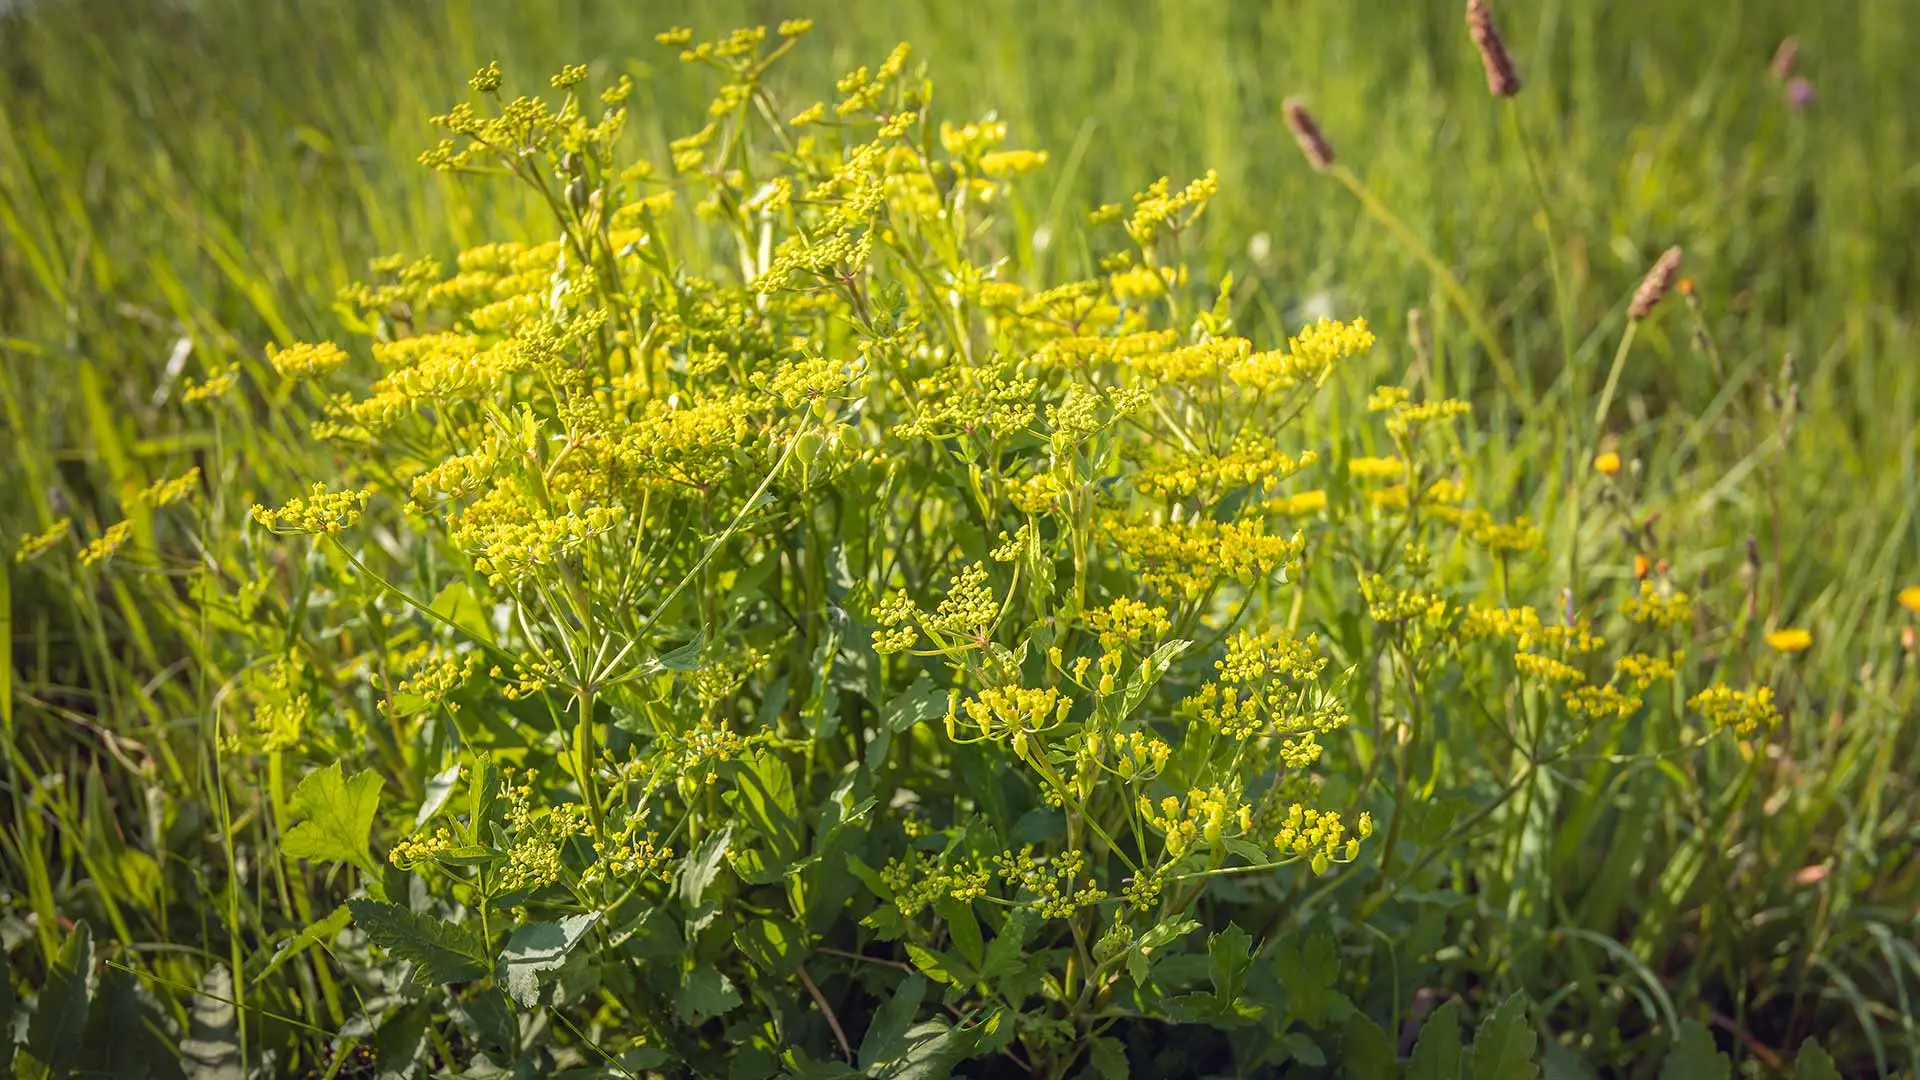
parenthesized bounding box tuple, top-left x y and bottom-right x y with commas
(1283, 98, 1336, 172)
(1466, 0, 1523, 97)
(1629, 246, 1684, 320)
(1770, 37, 1800, 81)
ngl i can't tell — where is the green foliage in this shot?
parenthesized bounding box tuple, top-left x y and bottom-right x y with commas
(2, 1, 1917, 1078)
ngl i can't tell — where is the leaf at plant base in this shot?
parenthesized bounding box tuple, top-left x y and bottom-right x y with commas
(1659, 1021, 1729, 1080)
(347, 899, 488, 984)
(282, 761, 384, 877)
(80, 959, 170, 1079)
(1087, 1036, 1129, 1080)
(499, 912, 601, 1006)
(179, 963, 243, 1080)
(1340, 1013, 1396, 1080)
(1469, 994, 1539, 1080)
(1792, 1039, 1842, 1080)
(258, 904, 353, 982)
(676, 964, 742, 1024)
(1408, 999, 1464, 1080)
(678, 825, 734, 908)
(859, 973, 928, 1070)
(26, 920, 93, 1077)
(414, 762, 462, 828)
(737, 917, 808, 979)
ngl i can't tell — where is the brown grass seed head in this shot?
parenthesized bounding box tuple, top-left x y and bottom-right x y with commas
(1283, 98, 1336, 171)
(1467, 0, 1522, 97)
(1629, 246, 1684, 320)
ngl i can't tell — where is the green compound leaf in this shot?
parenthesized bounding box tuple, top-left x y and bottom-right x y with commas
(1469, 993, 1539, 1080)
(1659, 1020, 1730, 1080)
(347, 899, 488, 984)
(282, 761, 384, 877)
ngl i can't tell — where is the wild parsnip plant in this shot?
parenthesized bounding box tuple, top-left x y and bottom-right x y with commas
(5, 2, 1919, 1078)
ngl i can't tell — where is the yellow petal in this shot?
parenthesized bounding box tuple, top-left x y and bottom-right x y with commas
(1593, 451, 1622, 476)
(1899, 586, 1920, 615)
(1765, 627, 1813, 653)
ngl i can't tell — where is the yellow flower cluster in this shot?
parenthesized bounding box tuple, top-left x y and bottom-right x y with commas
(1141, 785, 1253, 857)
(1133, 437, 1317, 499)
(1615, 651, 1681, 690)
(881, 849, 992, 917)
(1689, 685, 1781, 737)
(950, 685, 1072, 744)
(13, 518, 71, 563)
(1188, 629, 1345, 753)
(995, 847, 1106, 918)
(1274, 803, 1368, 875)
(252, 484, 371, 535)
(1119, 336, 1250, 386)
(132, 468, 202, 509)
(1106, 514, 1304, 597)
(247, 651, 310, 752)
(78, 521, 133, 567)
(450, 486, 625, 587)
(1347, 456, 1406, 480)
(1563, 684, 1642, 722)
(1124, 171, 1220, 245)
(268, 341, 349, 379)
(1085, 598, 1172, 651)
(1515, 651, 1586, 685)
(1228, 317, 1376, 392)
(1623, 580, 1694, 632)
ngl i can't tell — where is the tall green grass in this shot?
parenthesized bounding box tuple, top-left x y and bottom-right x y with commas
(3, 0, 1917, 1073)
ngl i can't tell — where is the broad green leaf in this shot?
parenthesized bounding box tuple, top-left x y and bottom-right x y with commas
(26, 920, 93, 1076)
(725, 751, 804, 884)
(1408, 999, 1464, 1080)
(414, 762, 462, 828)
(1469, 994, 1539, 1080)
(678, 825, 734, 907)
(935, 898, 983, 971)
(869, 675, 946, 768)
(738, 918, 808, 979)
(1271, 931, 1350, 1025)
(282, 762, 384, 877)
(179, 962, 243, 1080)
(80, 962, 168, 1079)
(1340, 1014, 1396, 1080)
(500, 912, 601, 1006)
(1659, 1021, 1729, 1080)
(374, 1001, 432, 1080)
(1793, 1038, 1842, 1080)
(859, 973, 928, 1070)
(429, 580, 493, 642)
(1087, 1036, 1129, 1080)
(257, 904, 352, 982)
(347, 899, 488, 984)
(676, 964, 742, 1024)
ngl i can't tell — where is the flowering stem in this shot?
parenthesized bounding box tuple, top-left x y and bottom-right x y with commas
(1328, 165, 1522, 399)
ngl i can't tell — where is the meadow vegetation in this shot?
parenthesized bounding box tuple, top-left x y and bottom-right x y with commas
(2, 1, 1917, 1077)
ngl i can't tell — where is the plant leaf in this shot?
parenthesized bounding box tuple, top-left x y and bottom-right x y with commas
(499, 912, 601, 1007)
(725, 751, 804, 884)
(1469, 993, 1539, 1080)
(677, 825, 733, 908)
(414, 762, 462, 828)
(179, 962, 243, 1080)
(1793, 1038, 1842, 1080)
(1087, 1036, 1128, 1080)
(282, 761, 384, 877)
(347, 899, 487, 984)
(1659, 1020, 1729, 1080)
(257, 904, 352, 982)
(859, 973, 927, 1070)
(676, 964, 741, 1024)
(1408, 999, 1464, 1080)
(26, 920, 93, 1076)
(1340, 1013, 1396, 1080)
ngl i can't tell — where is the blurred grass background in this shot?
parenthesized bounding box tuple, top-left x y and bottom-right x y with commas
(3, 0, 1918, 1073)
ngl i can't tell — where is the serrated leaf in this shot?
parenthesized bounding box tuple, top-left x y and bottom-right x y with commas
(282, 762, 384, 877)
(1659, 1021, 1728, 1080)
(1792, 1038, 1842, 1080)
(935, 899, 983, 971)
(1206, 923, 1254, 1004)
(347, 899, 488, 984)
(1272, 931, 1349, 1025)
(676, 964, 741, 1024)
(499, 912, 601, 1007)
(657, 633, 705, 672)
(1341, 1014, 1396, 1080)
(859, 973, 927, 1070)
(738, 918, 807, 979)
(1087, 1036, 1128, 1080)
(258, 904, 352, 982)
(1408, 999, 1464, 1080)
(678, 825, 733, 907)
(26, 921, 92, 1076)
(179, 963, 243, 1080)
(725, 751, 804, 884)
(1469, 994, 1539, 1080)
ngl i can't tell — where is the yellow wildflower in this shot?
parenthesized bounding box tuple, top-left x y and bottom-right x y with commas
(1765, 628, 1813, 653)
(1593, 451, 1622, 476)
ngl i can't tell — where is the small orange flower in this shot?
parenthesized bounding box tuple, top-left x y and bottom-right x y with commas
(1633, 554, 1651, 580)
(1899, 586, 1920, 615)
(1593, 451, 1622, 476)
(1765, 628, 1812, 654)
